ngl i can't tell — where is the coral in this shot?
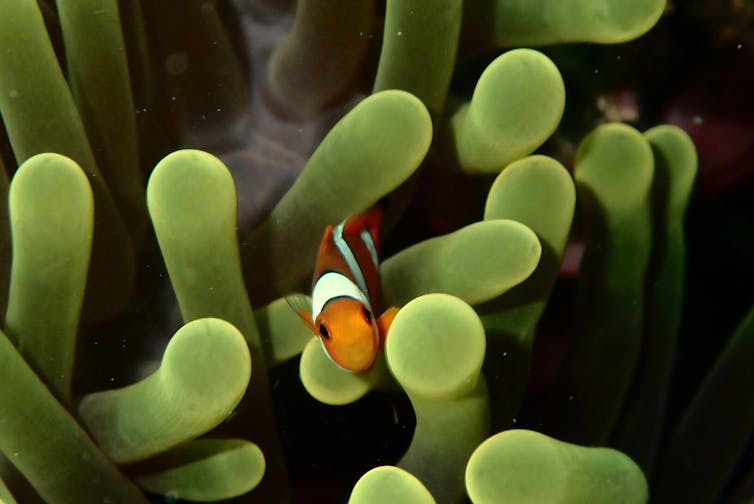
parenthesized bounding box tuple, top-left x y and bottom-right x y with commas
(57, 0, 146, 243)
(382, 220, 542, 307)
(372, 0, 462, 118)
(542, 123, 655, 444)
(241, 89, 432, 303)
(652, 306, 754, 502)
(134, 439, 265, 502)
(465, 0, 666, 46)
(0, 0, 133, 322)
(349, 465, 435, 504)
(267, 0, 374, 117)
(300, 220, 540, 406)
(5, 153, 93, 402)
(479, 155, 576, 430)
(118, 0, 250, 150)
(0, 2, 266, 501)
(465, 429, 648, 503)
(0, 303, 145, 502)
(1, 0, 751, 503)
(386, 294, 488, 502)
(254, 296, 314, 366)
(78, 318, 251, 464)
(0, 476, 15, 504)
(450, 48, 566, 173)
(609, 125, 698, 469)
(146, 149, 289, 498)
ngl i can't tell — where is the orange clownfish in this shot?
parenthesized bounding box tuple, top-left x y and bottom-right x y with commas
(291, 207, 398, 373)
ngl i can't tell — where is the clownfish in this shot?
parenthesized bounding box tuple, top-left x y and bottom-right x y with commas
(290, 207, 398, 372)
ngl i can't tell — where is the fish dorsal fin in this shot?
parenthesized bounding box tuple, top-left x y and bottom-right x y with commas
(333, 219, 368, 296)
(318, 225, 336, 256)
(359, 206, 383, 251)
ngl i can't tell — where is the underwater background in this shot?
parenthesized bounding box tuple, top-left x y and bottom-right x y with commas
(0, 0, 753, 502)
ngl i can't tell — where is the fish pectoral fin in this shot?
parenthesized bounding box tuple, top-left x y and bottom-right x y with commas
(377, 306, 400, 347)
(298, 310, 316, 333)
(284, 293, 316, 333)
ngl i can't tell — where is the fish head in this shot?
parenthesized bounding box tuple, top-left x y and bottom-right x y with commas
(314, 297, 380, 372)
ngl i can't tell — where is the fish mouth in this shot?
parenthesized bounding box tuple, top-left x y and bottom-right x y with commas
(319, 336, 378, 373)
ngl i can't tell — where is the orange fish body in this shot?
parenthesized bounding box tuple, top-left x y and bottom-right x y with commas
(297, 208, 397, 372)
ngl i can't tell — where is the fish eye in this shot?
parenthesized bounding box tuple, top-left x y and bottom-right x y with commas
(362, 306, 372, 323)
(318, 323, 330, 339)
